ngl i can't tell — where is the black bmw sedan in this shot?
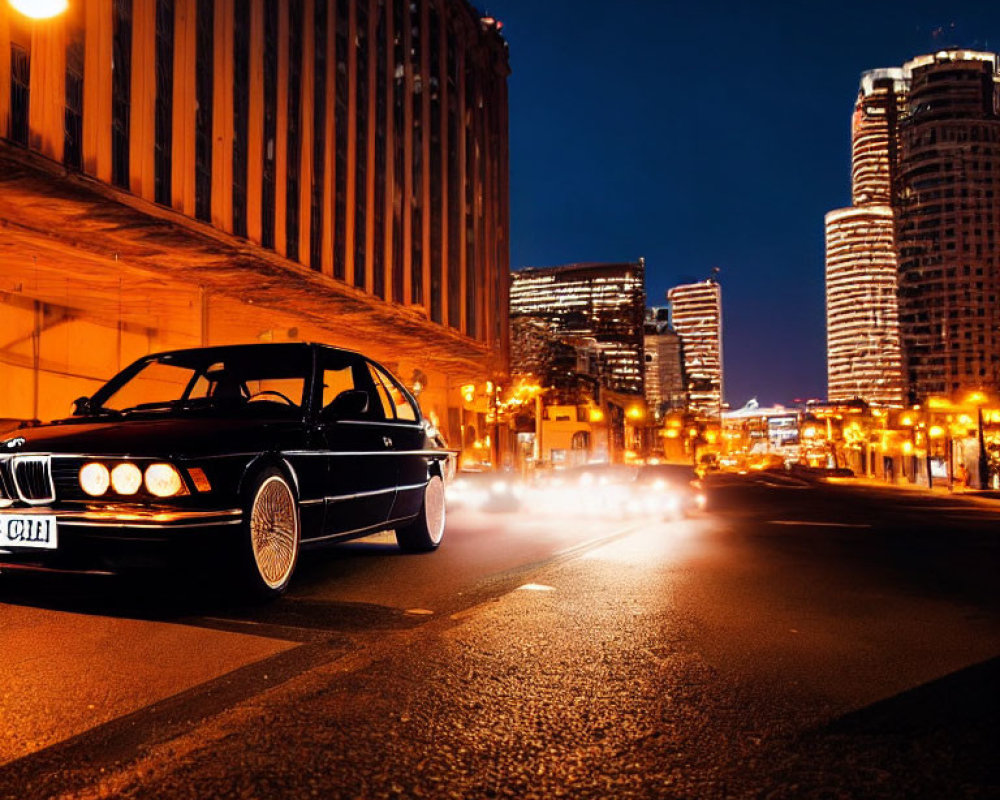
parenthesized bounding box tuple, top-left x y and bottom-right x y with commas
(0, 343, 450, 597)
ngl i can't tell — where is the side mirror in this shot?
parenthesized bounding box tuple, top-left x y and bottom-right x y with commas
(72, 396, 92, 416)
(321, 389, 369, 420)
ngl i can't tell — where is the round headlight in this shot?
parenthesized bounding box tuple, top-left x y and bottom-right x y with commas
(111, 463, 143, 495)
(145, 463, 184, 498)
(79, 463, 110, 496)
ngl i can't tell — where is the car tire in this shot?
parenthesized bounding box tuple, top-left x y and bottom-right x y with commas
(395, 475, 445, 552)
(240, 468, 300, 598)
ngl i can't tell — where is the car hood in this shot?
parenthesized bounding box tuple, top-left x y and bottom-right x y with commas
(0, 416, 300, 459)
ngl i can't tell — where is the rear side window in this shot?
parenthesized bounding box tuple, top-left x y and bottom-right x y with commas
(368, 364, 418, 421)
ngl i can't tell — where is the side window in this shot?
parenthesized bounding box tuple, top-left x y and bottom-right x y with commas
(321, 365, 355, 408)
(369, 364, 418, 422)
(367, 364, 396, 419)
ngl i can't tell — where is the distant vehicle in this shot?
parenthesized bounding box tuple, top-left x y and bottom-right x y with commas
(633, 463, 707, 517)
(447, 469, 523, 512)
(0, 343, 450, 597)
(531, 462, 705, 519)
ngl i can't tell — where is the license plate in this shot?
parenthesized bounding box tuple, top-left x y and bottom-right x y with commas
(0, 515, 58, 550)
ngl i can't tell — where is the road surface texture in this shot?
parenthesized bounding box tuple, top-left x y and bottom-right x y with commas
(1, 473, 997, 798)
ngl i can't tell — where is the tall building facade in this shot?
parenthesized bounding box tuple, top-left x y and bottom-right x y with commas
(0, 1, 509, 453)
(509, 261, 646, 396)
(825, 207, 904, 404)
(825, 69, 906, 406)
(643, 307, 686, 418)
(896, 51, 1000, 398)
(826, 50, 1000, 404)
(666, 279, 722, 416)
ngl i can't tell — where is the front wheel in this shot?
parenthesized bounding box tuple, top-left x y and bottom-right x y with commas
(395, 475, 445, 552)
(240, 469, 300, 598)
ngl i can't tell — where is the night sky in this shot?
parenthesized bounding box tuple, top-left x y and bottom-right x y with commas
(487, 0, 1000, 408)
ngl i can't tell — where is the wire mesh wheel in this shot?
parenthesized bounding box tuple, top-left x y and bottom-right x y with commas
(249, 475, 299, 591)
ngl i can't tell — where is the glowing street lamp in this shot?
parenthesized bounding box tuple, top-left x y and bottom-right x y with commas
(964, 391, 990, 488)
(8, 0, 68, 19)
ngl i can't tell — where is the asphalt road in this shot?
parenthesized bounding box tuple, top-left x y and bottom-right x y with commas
(0, 473, 998, 799)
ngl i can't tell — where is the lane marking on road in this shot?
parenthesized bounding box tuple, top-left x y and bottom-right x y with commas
(404, 608, 435, 616)
(767, 520, 872, 528)
(518, 583, 556, 592)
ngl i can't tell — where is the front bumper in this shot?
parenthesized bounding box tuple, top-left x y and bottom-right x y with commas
(0, 506, 243, 572)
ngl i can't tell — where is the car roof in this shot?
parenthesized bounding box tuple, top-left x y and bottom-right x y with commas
(140, 342, 366, 362)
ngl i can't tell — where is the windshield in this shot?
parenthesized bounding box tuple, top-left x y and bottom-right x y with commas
(89, 347, 312, 416)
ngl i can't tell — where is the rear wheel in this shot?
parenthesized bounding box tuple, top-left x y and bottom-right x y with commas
(395, 475, 445, 552)
(241, 469, 300, 597)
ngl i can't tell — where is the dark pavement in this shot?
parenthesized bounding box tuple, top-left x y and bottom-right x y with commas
(1, 474, 998, 799)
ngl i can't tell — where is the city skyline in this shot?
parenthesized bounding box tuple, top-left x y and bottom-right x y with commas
(490, 0, 1000, 406)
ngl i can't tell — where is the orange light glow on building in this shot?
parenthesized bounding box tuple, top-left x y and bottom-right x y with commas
(0, 0, 511, 467)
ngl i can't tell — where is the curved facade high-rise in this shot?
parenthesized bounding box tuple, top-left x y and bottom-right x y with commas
(824, 69, 907, 406)
(851, 68, 908, 206)
(825, 206, 904, 405)
(896, 50, 1000, 398)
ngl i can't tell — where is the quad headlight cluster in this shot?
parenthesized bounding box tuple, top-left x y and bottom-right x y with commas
(79, 462, 189, 498)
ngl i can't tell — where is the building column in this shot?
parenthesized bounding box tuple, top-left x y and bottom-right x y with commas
(320, 0, 335, 275)
(129, 0, 156, 200)
(381, 0, 394, 299)
(0, 8, 9, 139)
(171, 0, 197, 216)
(456, 38, 467, 335)
(298, 0, 314, 265)
(437, 9, 449, 327)
(211, 0, 234, 231)
(28, 14, 66, 162)
(401, 0, 413, 303)
(273, 0, 288, 256)
(362, 0, 376, 293)
(246, 0, 264, 244)
(83, 0, 113, 182)
(419, 0, 431, 314)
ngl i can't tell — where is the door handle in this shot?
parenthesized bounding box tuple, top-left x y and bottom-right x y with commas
(383, 436, 393, 448)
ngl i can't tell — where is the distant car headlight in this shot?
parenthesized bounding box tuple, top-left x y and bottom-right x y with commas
(492, 479, 509, 494)
(145, 463, 185, 498)
(111, 463, 143, 495)
(79, 462, 110, 496)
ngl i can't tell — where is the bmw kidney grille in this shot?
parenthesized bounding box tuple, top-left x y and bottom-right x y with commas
(11, 456, 56, 504)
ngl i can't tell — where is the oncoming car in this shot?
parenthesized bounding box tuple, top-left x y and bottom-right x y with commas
(0, 343, 450, 597)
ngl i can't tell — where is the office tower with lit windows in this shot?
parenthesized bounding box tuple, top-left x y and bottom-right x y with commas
(825, 207, 905, 405)
(0, 0, 509, 451)
(666, 279, 723, 415)
(895, 51, 1000, 399)
(826, 50, 1000, 404)
(825, 69, 907, 406)
(643, 307, 686, 417)
(509, 261, 646, 396)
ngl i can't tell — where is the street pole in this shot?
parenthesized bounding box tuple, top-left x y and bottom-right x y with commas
(977, 406, 989, 489)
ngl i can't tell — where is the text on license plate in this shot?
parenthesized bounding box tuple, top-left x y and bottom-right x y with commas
(1, 515, 58, 550)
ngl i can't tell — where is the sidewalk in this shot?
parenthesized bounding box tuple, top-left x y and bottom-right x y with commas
(830, 473, 1000, 503)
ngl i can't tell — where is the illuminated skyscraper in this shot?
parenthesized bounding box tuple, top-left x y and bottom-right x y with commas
(825, 69, 907, 406)
(643, 307, 686, 417)
(896, 51, 1000, 399)
(825, 207, 904, 405)
(666, 279, 722, 415)
(826, 50, 1000, 404)
(510, 261, 646, 396)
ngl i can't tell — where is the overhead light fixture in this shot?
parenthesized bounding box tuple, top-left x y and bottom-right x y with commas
(8, 0, 69, 20)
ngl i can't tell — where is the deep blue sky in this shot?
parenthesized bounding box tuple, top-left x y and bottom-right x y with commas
(487, 0, 1000, 407)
